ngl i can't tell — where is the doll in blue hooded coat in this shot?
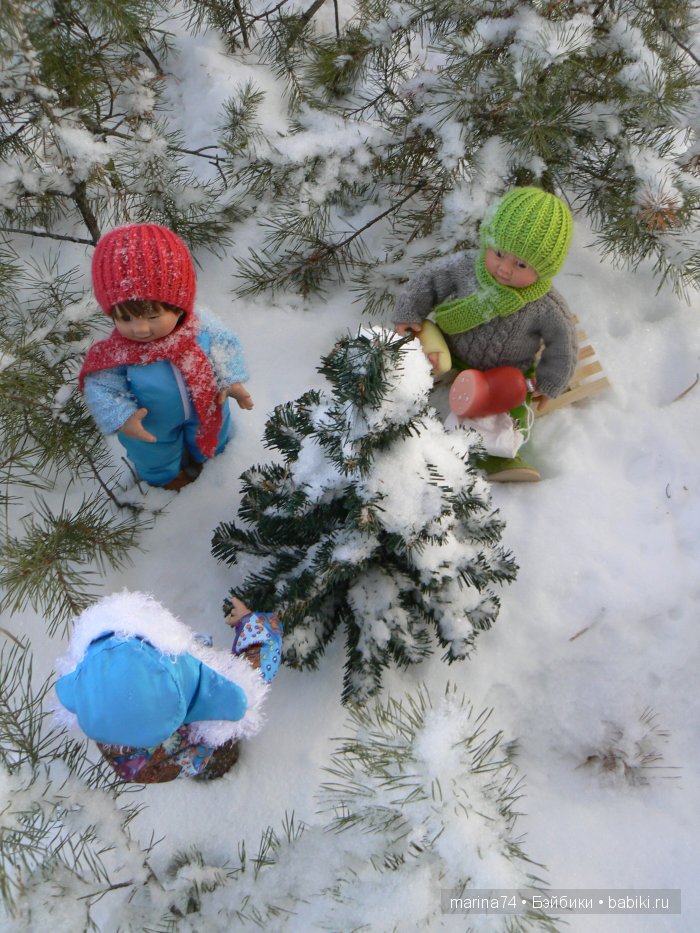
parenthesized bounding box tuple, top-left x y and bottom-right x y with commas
(54, 591, 282, 783)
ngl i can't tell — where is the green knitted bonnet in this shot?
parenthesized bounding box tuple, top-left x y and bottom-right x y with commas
(480, 186, 573, 278)
(434, 187, 573, 336)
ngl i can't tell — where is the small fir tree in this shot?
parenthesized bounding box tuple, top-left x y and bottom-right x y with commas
(212, 329, 517, 703)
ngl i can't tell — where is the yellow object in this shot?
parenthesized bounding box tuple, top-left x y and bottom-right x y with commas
(417, 320, 452, 375)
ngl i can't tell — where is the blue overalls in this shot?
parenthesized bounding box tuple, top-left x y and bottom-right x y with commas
(118, 331, 232, 485)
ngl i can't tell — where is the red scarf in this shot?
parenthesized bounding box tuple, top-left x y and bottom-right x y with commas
(79, 314, 222, 458)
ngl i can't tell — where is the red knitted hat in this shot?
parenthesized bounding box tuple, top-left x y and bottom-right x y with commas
(92, 224, 196, 315)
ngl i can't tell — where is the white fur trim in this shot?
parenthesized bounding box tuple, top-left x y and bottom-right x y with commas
(49, 700, 79, 734)
(53, 590, 269, 746)
(188, 647, 269, 744)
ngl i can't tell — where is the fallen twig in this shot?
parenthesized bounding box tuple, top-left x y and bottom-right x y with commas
(670, 373, 699, 403)
(569, 622, 596, 642)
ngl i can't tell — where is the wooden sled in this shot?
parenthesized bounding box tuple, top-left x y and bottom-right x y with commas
(535, 320, 610, 417)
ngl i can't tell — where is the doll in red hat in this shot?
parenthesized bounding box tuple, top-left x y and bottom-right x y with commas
(80, 224, 253, 490)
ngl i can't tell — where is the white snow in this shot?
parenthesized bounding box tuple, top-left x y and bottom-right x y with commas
(511, 10, 595, 72)
(606, 17, 665, 91)
(54, 123, 112, 181)
(360, 417, 480, 540)
(3, 12, 700, 933)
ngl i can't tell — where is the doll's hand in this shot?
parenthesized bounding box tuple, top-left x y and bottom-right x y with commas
(120, 408, 156, 442)
(218, 383, 254, 410)
(427, 352, 441, 372)
(226, 596, 252, 627)
(395, 322, 423, 337)
(531, 392, 550, 413)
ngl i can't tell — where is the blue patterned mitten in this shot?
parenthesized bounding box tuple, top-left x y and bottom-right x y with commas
(232, 612, 283, 683)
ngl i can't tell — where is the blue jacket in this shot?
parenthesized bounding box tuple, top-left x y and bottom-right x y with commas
(53, 591, 271, 749)
(83, 311, 249, 435)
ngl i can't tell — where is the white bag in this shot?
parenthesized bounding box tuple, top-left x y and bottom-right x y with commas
(445, 410, 525, 458)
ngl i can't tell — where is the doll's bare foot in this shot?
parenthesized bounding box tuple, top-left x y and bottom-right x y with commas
(226, 597, 252, 627)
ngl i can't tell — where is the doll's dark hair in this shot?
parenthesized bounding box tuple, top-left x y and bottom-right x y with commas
(110, 299, 186, 321)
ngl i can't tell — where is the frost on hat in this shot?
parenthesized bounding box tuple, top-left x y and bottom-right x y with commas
(91, 223, 196, 315)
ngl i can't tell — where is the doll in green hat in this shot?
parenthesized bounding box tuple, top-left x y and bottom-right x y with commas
(393, 187, 577, 482)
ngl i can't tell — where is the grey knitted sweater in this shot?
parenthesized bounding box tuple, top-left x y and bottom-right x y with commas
(392, 250, 578, 398)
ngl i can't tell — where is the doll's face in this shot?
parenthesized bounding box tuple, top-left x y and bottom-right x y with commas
(113, 303, 181, 343)
(484, 248, 539, 288)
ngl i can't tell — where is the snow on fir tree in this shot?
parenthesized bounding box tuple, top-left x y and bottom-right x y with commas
(140, 685, 561, 932)
(212, 328, 517, 703)
(315, 683, 561, 933)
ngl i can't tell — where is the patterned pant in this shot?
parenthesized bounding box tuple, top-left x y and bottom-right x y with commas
(98, 725, 216, 782)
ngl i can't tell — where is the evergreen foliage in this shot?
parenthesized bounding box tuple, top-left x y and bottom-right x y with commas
(224, 0, 700, 306)
(134, 685, 562, 931)
(153, 816, 306, 930)
(213, 329, 517, 702)
(0, 635, 154, 925)
(317, 683, 561, 932)
(0, 249, 144, 636)
(179, 0, 310, 54)
(0, 0, 239, 248)
(580, 707, 680, 785)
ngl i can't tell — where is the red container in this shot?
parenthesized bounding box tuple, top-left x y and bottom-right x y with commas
(448, 366, 528, 418)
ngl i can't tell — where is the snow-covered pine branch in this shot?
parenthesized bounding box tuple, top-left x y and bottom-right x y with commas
(222, 0, 699, 306)
(134, 684, 562, 932)
(0, 250, 143, 635)
(0, 0, 237, 248)
(0, 636, 157, 926)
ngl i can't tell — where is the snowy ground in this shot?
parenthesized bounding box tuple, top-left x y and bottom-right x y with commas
(9, 16, 700, 933)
